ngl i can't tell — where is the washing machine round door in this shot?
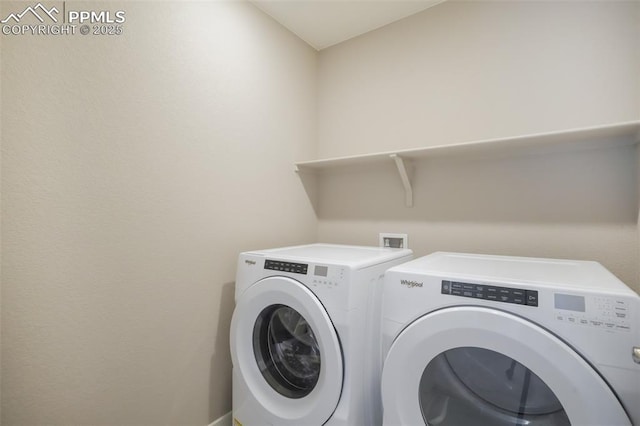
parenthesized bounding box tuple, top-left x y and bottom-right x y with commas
(231, 276, 343, 425)
(381, 306, 631, 426)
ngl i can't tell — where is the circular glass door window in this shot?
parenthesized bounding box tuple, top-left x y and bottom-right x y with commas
(253, 304, 321, 399)
(419, 347, 570, 425)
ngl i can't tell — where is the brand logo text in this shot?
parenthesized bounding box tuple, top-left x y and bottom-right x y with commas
(400, 279, 423, 288)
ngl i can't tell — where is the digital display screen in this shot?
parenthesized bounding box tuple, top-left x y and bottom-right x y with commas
(554, 293, 585, 312)
(314, 265, 328, 277)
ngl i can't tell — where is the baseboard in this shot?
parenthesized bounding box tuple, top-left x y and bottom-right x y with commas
(209, 411, 232, 426)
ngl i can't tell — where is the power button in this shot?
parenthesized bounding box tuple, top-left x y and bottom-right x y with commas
(525, 290, 539, 307)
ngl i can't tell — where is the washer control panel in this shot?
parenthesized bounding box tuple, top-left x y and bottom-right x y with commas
(264, 259, 308, 275)
(264, 259, 346, 288)
(554, 294, 631, 332)
(441, 280, 538, 307)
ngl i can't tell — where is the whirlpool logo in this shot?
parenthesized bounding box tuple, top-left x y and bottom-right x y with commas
(400, 279, 423, 288)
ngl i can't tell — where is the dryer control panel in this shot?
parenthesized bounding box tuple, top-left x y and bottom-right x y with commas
(441, 280, 538, 306)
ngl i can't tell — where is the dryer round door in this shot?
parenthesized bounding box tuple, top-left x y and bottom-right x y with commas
(381, 306, 631, 426)
(231, 276, 343, 425)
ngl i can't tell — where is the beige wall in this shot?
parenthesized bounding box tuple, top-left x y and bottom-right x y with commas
(0, 20, 3, 423)
(1, 2, 316, 425)
(315, 146, 639, 290)
(316, 0, 640, 291)
(2, 1, 639, 425)
(318, 0, 639, 158)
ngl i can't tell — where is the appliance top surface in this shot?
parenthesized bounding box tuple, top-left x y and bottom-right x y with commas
(391, 252, 636, 295)
(243, 243, 412, 269)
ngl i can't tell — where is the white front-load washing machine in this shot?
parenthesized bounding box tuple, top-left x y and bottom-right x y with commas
(230, 243, 413, 426)
(380, 252, 640, 426)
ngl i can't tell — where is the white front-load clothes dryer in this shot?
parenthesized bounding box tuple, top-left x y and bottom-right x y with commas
(230, 243, 413, 426)
(380, 252, 640, 426)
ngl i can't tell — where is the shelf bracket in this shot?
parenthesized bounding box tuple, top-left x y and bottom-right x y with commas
(390, 154, 413, 207)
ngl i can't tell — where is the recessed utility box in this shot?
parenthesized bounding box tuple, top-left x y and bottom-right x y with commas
(379, 233, 408, 249)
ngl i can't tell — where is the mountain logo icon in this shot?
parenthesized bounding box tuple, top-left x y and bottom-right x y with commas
(1, 3, 59, 24)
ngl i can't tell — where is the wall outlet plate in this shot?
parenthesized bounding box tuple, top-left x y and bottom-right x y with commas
(379, 233, 408, 249)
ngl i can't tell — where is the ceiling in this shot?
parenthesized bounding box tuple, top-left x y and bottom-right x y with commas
(250, 0, 446, 50)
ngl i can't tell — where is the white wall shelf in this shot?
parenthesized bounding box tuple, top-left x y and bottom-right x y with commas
(295, 121, 640, 207)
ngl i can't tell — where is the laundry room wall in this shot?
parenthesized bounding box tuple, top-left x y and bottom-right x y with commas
(1, 2, 316, 425)
(0, 29, 3, 420)
(315, 1, 640, 291)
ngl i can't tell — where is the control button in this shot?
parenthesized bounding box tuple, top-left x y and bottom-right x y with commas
(463, 291, 473, 297)
(512, 290, 525, 297)
(604, 322, 616, 329)
(451, 282, 463, 290)
(474, 292, 484, 299)
(579, 318, 589, 326)
(462, 284, 475, 291)
(500, 295, 510, 302)
(568, 317, 576, 323)
(486, 287, 498, 294)
(486, 294, 498, 301)
(441, 281, 451, 294)
(556, 315, 564, 321)
(616, 323, 631, 332)
(499, 288, 510, 295)
(451, 289, 463, 296)
(475, 285, 485, 292)
(525, 290, 539, 307)
(615, 312, 627, 319)
(513, 297, 524, 304)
